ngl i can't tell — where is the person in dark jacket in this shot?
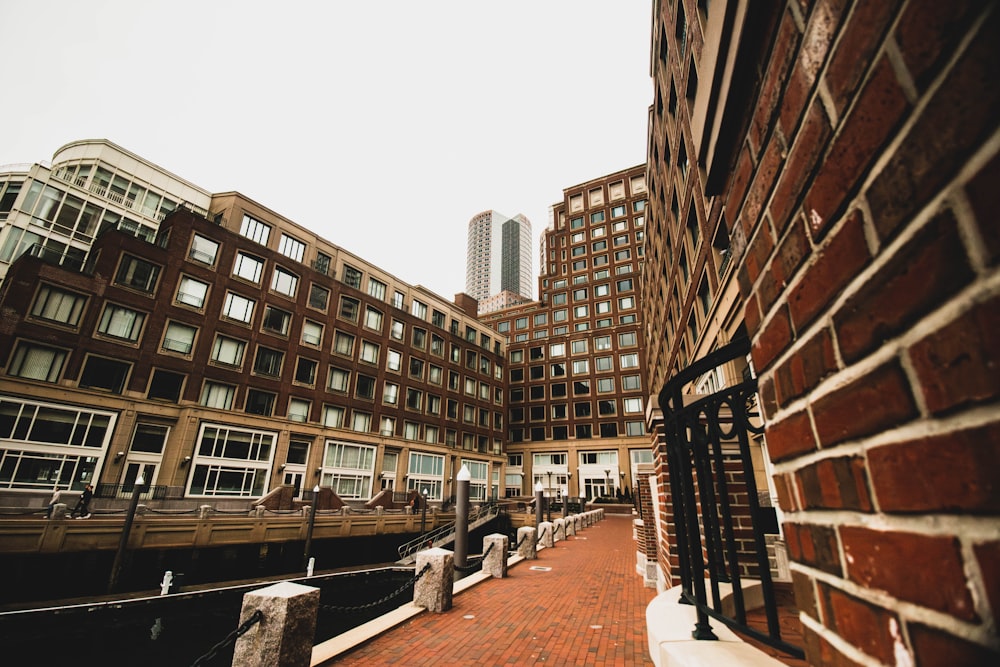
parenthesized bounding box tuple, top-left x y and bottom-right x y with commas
(71, 484, 93, 518)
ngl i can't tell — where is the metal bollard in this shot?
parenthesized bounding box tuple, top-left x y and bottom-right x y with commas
(160, 571, 173, 596)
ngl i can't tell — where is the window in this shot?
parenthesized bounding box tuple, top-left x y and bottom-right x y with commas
(623, 374, 641, 391)
(383, 382, 399, 405)
(387, 349, 402, 372)
(368, 278, 387, 301)
(595, 356, 613, 372)
(619, 332, 638, 347)
(115, 255, 160, 293)
(270, 267, 299, 297)
(360, 340, 380, 365)
(309, 284, 330, 310)
(620, 353, 640, 368)
(342, 264, 363, 289)
(176, 276, 209, 308)
(618, 296, 635, 310)
(431, 334, 445, 357)
(98, 304, 145, 342)
(553, 309, 568, 322)
(189, 234, 219, 265)
(333, 331, 355, 356)
(261, 306, 291, 336)
(392, 290, 405, 310)
(412, 327, 427, 350)
(245, 389, 276, 416)
(572, 359, 589, 374)
(571, 339, 588, 354)
(339, 296, 360, 322)
(323, 405, 345, 428)
(515, 317, 528, 330)
(233, 252, 264, 284)
(278, 233, 305, 262)
(412, 300, 427, 320)
(626, 421, 645, 436)
(406, 388, 423, 411)
(611, 204, 626, 218)
(328, 366, 350, 392)
(597, 377, 615, 393)
(314, 252, 332, 276)
(617, 278, 634, 292)
(429, 365, 443, 385)
(201, 381, 235, 409)
(364, 306, 383, 332)
(31, 285, 85, 326)
(288, 398, 310, 422)
(624, 397, 644, 413)
(148, 369, 184, 401)
(253, 347, 283, 377)
(573, 305, 589, 318)
(390, 319, 404, 341)
(409, 357, 424, 379)
(79, 356, 131, 393)
(240, 214, 271, 245)
(301, 320, 323, 346)
(211, 335, 246, 367)
(355, 374, 376, 400)
(351, 411, 372, 432)
(295, 357, 318, 385)
(162, 321, 197, 354)
(223, 292, 255, 324)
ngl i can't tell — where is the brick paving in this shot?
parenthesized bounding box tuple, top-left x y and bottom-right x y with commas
(330, 514, 656, 666)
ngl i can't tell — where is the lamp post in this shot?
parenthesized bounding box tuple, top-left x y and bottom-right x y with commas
(108, 473, 144, 593)
(420, 488, 428, 534)
(604, 469, 611, 498)
(563, 471, 572, 518)
(546, 470, 553, 522)
(619, 471, 625, 499)
(455, 465, 470, 568)
(534, 482, 544, 528)
(302, 485, 320, 570)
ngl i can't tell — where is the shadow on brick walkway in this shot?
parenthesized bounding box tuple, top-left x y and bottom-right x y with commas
(329, 514, 656, 666)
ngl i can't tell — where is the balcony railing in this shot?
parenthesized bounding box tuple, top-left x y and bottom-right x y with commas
(658, 337, 803, 659)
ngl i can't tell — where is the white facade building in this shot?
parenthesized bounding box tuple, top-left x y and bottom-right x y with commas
(465, 210, 533, 313)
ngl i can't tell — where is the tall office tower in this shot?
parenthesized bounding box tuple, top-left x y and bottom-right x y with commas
(479, 165, 650, 502)
(465, 210, 533, 313)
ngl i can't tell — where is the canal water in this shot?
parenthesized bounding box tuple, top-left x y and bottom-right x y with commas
(0, 567, 416, 666)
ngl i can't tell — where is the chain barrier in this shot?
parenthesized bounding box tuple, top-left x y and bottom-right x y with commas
(454, 541, 495, 573)
(0, 508, 47, 516)
(261, 508, 300, 515)
(320, 563, 431, 615)
(190, 609, 263, 667)
(515, 533, 527, 549)
(145, 507, 201, 515)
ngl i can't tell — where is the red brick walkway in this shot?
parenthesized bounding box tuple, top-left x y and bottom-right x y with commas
(331, 514, 656, 666)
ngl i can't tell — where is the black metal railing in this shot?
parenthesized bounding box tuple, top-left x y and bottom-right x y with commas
(95, 483, 168, 500)
(658, 337, 803, 658)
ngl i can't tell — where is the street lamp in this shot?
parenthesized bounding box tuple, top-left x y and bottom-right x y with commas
(108, 473, 145, 593)
(563, 471, 573, 518)
(604, 469, 611, 498)
(619, 471, 625, 499)
(546, 470, 553, 522)
(303, 485, 320, 570)
(420, 488, 428, 534)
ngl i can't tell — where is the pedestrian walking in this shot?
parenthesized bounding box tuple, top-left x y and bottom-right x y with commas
(71, 483, 93, 518)
(45, 487, 61, 519)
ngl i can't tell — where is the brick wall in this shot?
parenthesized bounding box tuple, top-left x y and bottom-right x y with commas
(736, 2, 1000, 665)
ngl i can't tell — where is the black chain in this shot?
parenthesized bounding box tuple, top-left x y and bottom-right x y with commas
(190, 609, 263, 667)
(515, 533, 527, 548)
(454, 541, 496, 572)
(320, 563, 431, 614)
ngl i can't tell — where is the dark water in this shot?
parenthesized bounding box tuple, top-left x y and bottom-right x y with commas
(0, 568, 415, 667)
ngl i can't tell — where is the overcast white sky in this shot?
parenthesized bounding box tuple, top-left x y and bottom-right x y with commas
(0, 1, 651, 300)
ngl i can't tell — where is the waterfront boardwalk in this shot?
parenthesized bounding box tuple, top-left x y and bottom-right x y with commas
(329, 513, 655, 666)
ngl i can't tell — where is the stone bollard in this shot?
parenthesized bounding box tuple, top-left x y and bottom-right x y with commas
(231, 581, 320, 667)
(413, 547, 454, 612)
(482, 533, 508, 579)
(50, 502, 68, 519)
(252, 505, 265, 518)
(517, 526, 537, 560)
(375, 505, 384, 516)
(199, 505, 212, 519)
(538, 521, 554, 549)
(566, 515, 576, 537)
(136, 504, 147, 516)
(554, 518, 565, 542)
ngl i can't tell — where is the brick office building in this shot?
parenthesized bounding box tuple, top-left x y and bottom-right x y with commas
(480, 166, 652, 503)
(0, 143, 508, 506)
(642, 1, 999, 665)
